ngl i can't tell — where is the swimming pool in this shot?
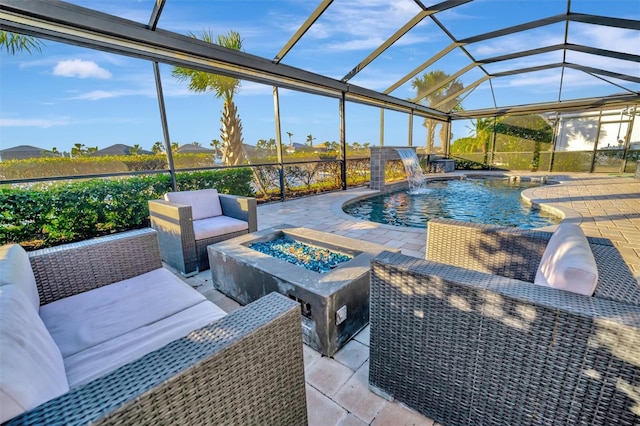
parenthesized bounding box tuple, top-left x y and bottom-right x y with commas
(343, 177, 560, 229)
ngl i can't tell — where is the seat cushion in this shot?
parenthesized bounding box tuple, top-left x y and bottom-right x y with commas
(0, 243, 40, 310)
(0, 285, 69, 423)
(534, 223, 599, 296)
(39, 268, 207, 358)
(165, 189, 223, 220)
(192, 215, 249, 240)
(64, 300, 227, 388)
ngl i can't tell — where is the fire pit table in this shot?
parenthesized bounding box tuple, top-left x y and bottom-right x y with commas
(207, 225, 399, 356)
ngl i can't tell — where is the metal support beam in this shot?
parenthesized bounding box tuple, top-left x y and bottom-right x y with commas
(568, 12, 640, 30)
(450, 93, 640, 119)
(379, 108, 385, 147)
(412, 62, 477, 104)
(339, 92, 347, 190)
(152, 62, 177, 191)
(408, 112, 414, 147)
(384, 42, 459, 94)
(273, 0, 333, 64)
(565, 63, 640, 84)
(458, 14, 567, 45)
(147, 0, 165, 31)
(273, 87, 285, 201)
(431, 75, 490, 110)
(0, 0, 444, 120)
(342, 0, 471, 82)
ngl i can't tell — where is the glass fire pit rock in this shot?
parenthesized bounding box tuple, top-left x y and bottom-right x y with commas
(207, 225, 400, 357)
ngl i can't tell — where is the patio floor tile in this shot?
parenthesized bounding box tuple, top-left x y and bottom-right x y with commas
(303, 344, 322, 371)
(372, 401, 435, 426)
(306, 356, 354, 397)
(354, 325, 370, 346)
(334, 339, 369, 371)
(306, 384, 348, 426)
(334, 362, 386, 423)
(339, 414, 369, 426)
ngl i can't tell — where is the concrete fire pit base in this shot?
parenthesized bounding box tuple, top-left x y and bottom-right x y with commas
(208, 225, 399, 357)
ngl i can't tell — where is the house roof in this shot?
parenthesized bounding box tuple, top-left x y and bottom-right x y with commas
(89, 144, 153, 156)
(0, 145, 44, 153)
(176, 144, 215, 153)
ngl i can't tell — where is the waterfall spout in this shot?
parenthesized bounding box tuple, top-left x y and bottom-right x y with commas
(394, 148, 429, 194)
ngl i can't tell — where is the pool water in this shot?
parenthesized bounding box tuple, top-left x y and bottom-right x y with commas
(343, 178, 560, 229)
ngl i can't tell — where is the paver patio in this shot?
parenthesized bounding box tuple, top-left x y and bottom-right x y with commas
(174, 171, 640, 425)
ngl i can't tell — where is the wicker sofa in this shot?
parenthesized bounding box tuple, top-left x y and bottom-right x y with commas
(0, 229, 307, 425)
(369, 218, 640, 426)
(149, 189, 257, 276)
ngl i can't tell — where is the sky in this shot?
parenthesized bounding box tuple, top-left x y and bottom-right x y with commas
(1, 0, 638, 154)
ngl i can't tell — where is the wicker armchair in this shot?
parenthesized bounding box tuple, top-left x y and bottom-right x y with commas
(369, 218, 640, 426)
(7, 229, 307, 426)
(149, 190, 257, 276)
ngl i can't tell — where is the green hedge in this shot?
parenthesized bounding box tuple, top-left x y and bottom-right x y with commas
(0, 168, 253, 249)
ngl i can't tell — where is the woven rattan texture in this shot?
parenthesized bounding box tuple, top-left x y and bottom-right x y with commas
(29, 228, 162, 305)
(195, 229, 248, 270)
(149, 194, 257, 275)
(7, 292, 307, 425)
(426, 218, 640, 306)
(369, 251, 640, 426)
(149, 200, 199, 275)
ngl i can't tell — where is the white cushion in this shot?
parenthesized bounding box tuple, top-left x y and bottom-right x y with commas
(64, 300, 226, 388)
(0, 244, 39, 310)
(192, 215, 249, 240)
(164, 189, 223, 220)
(0, 285, 69, 423)
(534, 223, 599, 296)
(39, 268, 207, 358)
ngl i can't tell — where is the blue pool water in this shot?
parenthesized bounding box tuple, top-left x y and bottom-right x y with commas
(343, 178, 560, 229)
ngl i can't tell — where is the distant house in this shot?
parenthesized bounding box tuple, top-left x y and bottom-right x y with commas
(176, 144, 215, 154)
(89, 144, 152, 156)
(0, 145, 47, 161)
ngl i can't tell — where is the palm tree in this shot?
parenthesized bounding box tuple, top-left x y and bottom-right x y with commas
(173, 30, 246, 166)
(71, 143, 86, 157)
(152, 141, 164, 154)
(411, 71, 464, 153)
(306, 134, 316, 147)
(129, 144, 142, 155)
(171, 142, 179, 153)
(210, 139, 222, 156)
(173, 30, 267, 195)
(0, 31, 43, 55)
(192, 141, 201, 147)
(286, 132, 294, 147)
(470, 117, 495, 165)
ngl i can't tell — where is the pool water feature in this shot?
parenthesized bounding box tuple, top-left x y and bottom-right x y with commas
(344, 177, 560, 229)
(395, 148, 428, 194)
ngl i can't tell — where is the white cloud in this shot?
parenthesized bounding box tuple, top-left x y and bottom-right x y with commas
(0, 117, 69, 128)
(53, 59, 112, 79)
(304, 0, 422, 51)
(69, 88, 156, 100)
(570, 23, 640, 56)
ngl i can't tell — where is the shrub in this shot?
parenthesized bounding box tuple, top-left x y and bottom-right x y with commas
(0, 168, 253, 249)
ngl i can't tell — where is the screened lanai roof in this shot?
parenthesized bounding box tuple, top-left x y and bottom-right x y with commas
(1, 0, 638, 120)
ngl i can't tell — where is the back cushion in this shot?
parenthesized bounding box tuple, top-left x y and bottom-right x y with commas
(0, 285, 69, 423)
(164, 189, 223, 220)
(534, 223, 599, 296)
(0, 244, 40, 310)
